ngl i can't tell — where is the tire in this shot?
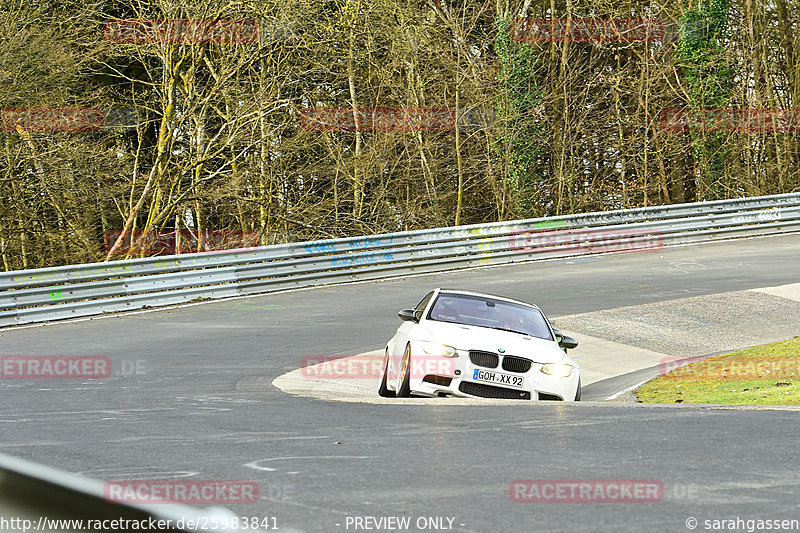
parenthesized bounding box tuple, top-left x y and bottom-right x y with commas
(378, 350, 394, 398)
(396, 345, 412, 397)
(574, 378, 582, 401)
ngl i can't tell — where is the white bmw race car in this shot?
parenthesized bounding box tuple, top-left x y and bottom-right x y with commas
(379, 288, 581, 401)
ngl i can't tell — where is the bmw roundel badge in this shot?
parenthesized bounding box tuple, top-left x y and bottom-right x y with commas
(498, 347, 505, 353)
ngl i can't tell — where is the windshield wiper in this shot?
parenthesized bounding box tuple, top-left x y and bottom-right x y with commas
(485, 326, 529, 336)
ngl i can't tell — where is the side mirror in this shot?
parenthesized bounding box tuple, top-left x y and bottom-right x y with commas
(558, 335, 578, 350)
(552, 327, 578, 350)
(398, 308, 419, 322)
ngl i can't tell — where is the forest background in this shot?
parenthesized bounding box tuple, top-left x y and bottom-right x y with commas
(1, 0, 798, 269)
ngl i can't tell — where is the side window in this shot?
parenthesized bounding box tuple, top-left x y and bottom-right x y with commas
(414, 292, 434, 319)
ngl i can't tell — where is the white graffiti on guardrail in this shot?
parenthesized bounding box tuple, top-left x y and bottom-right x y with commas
(731, 209, 781, 224)
(413, 248, 443, 257)
(330, 252, 394, 267)
(578, 211, 656, 227)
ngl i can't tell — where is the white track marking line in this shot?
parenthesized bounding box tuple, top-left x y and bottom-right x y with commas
(245, 456, 373, 472)
(605, 379, 650, 401)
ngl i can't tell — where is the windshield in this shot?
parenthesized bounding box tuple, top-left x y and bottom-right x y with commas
(427, 293, 553, 340)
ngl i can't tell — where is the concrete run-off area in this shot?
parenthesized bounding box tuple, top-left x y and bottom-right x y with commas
(272, 282, 800, 405)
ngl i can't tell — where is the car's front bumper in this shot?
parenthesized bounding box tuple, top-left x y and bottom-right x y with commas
(407, 348, 580, 401)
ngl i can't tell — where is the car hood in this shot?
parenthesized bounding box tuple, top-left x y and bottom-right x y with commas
(418, 320, 573, 365)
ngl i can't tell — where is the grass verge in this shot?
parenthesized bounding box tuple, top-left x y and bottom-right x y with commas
(636, 337, 800, 405)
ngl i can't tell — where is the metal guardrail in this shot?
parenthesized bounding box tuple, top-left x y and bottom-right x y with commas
(0, 452, 240, 532)
(1, 193, 799, 327)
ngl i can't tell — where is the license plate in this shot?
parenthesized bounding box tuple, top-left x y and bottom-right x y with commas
(472, 369, 524, 388)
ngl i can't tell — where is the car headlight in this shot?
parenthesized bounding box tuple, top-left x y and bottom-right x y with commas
(540, 363, 574, 378)
(420, 341, 457, 357)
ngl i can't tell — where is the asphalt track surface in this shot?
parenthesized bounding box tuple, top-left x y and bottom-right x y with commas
(2, 235, 800, 533)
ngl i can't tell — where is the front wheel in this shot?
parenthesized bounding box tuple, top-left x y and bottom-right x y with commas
(574, 378, 581, 401)
(378, 350, 394, 398)
(396, 345, 412, 397)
